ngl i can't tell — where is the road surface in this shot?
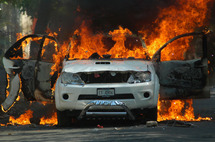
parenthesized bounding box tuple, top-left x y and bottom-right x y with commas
(0, 97, 214, 142)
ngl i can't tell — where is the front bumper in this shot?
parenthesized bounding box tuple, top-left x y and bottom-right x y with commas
(55, 80, 159, 112)
(78, 100, 135, 120)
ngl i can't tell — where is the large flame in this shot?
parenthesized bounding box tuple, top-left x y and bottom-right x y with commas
(50, 23, 148, 75)
(2, 0, 213, 126)
(140, 0, 212, 61)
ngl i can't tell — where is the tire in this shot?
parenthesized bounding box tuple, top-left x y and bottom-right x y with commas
(57, 110, 74, 127)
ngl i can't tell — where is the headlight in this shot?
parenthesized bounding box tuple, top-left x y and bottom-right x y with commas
(61, 72, 84, 85)
(127, 71, 151, 83)
(136, 71, 151, 82)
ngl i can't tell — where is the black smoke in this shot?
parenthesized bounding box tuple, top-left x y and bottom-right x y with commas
(42, 0, 175, 42)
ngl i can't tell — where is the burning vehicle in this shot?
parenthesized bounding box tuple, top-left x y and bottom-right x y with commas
(55, 53, 159, 126)
(1, 28, 210, 126)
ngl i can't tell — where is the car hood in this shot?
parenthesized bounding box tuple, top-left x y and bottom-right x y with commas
(62, 60, 152, 73)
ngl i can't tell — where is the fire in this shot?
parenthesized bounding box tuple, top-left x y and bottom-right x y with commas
(16, 74, 22, 102)
(39, 112, 58, 126)
(107, 26, 147, 58)
(6, 74, 10, 97)
(49, 1, 213, 74)
(3, 0, 213, 125)
(2, 108, 57, 126)
(50, 23, 149, 75)
(140, 0, 212, 61)
(9, 110, 57, 126)
(14, 33, 31, 59)
(152, 0, 212, 122)
(107, 26, 132, 58)
(157, 98, 211, 121)
(9, 110, 33, 125)
(16, 33, 25, 41)
(42, 28, 59, 57)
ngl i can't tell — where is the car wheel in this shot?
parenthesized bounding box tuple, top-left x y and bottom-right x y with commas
(57, 110, 75, 127)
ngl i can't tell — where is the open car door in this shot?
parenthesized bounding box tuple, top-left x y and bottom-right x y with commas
(2, 35, 59, 111)
(152, 32, 209, 100)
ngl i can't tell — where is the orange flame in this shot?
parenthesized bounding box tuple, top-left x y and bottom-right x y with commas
(2, 108, 58, 126)
(6, 74, 10, 97)
(140, 0, 212, 61)
(39, 112, 58, 126)
(16, 74, 22, 102)
(9, 110, 33, 125)
(16, 33, 25, 41)
(0, 124, 6, 126)
(39, 103, 57, 126)
(157, 98, 211, 121)
(50, 23, 149, 75)
(10, 33, 43, 60)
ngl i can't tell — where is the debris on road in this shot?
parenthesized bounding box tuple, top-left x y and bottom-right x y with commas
(146, 121, 158, 127)
(97, 124, 104, 128)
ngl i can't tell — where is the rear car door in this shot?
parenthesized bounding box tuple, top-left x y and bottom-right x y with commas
(152, 32, 209, 100)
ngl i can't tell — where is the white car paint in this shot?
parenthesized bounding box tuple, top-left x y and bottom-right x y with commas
(55, 59, 160, 117)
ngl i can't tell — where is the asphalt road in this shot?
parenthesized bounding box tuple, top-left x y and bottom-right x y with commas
(0, 97, 214, 142)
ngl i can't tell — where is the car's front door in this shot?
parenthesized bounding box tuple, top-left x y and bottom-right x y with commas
(2, 35, 59, 111)
(152, 32, 209, 100)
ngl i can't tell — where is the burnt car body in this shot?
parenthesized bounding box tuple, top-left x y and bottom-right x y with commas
(152, 32, 209, 100)
(2, 35, 59, 111)
(1, 32, 209, 126)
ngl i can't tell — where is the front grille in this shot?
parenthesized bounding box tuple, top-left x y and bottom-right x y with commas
(78, 94, 134, 100)
(79, 72, 130, 83)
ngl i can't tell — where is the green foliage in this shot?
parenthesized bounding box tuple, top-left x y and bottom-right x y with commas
(0, 0, 40, 18)
(0, 0, 71, 19)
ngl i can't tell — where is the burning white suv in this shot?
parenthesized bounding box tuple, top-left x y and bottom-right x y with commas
(54, 32, 209, 126)
(2, 32, 210, 127)
(55, 58, 159, 126)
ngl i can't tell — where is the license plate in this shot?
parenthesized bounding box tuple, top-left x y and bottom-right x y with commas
(97, 89, 115, 97)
